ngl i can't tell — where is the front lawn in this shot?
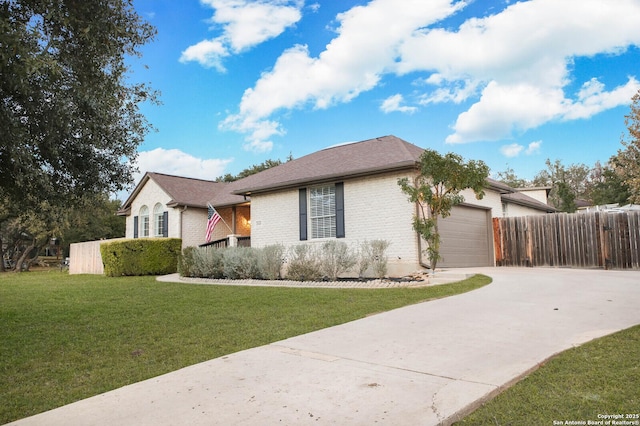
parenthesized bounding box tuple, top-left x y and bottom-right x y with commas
(457, 324, 640, 425)
(0, 271, 490, 424)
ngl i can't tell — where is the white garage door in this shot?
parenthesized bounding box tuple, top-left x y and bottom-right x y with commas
(437, 205, 493, 267)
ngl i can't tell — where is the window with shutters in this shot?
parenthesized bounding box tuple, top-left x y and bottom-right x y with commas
(309, 185, 336, 239)
(139, 205, 150, 237)
(153, 203, 164, 237)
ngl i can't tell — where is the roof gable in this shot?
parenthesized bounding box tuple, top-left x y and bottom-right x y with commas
(487, 179, 556, 212)
(231, 135, 424, 195)
(119, 172, 243, 215)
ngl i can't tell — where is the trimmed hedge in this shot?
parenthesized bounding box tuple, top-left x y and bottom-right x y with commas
(178, 240, 391, 281)
(100, 238, 182, 277)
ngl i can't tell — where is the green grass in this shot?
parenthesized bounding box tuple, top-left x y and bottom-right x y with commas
(0, 271, 490, 424)
(456, 324, 640, 425)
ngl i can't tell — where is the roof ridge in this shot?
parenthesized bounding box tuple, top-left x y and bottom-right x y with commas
(318, 135, 397, 152)
(148, 171, 219, 184)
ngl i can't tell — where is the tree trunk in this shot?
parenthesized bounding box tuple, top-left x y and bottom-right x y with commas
(15, 240, 36, 272)
(431, 216, 440, 271)
(0, 236, 5, 272)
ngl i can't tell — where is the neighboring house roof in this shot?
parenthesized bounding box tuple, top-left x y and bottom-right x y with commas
(228, 135, 424, 195)
(579, 203, 640, 213)
(488, 179, 557, 213)
(118, 172, 244, 215)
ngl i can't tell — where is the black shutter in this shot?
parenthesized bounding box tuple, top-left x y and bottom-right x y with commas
(133, 216, 139, 238)
(299, 188, 307, 241)
(162, 211, 168, 237)
(335, 182, 345, 238)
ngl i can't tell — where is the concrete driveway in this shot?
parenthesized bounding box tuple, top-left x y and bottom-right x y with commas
(9, 268, 640, 425)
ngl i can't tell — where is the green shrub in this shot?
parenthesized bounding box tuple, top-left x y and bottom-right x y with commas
(320, 240, 357, 280)
(370, 239, 391, 278)
(100, 238, 182, 277)
(285, 244, 322, 281)
(178, 246, 196, 277)
(188, 247, 225, 279)
(355, 240, 391, 279)
(356, 240, 373, 278)
(258, 244, 285, 280)
(223, 247, 260, 279)
(178, 247, 226, 279)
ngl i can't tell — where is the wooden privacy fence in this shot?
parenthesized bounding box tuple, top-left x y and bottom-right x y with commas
(493, 211, 640, 269)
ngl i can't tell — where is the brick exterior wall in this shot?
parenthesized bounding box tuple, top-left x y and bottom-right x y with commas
(251, 171, 420, 276)
(123, 179, 252, 250)
(123, 179, 209, 249)
(124, 179, 173, 239)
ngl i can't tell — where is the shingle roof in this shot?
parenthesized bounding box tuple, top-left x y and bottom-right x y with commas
(500, 191, 557, 212)
(119, 136, 555, 215)
(488, 179, 556, 212)
(118, 172, 244, 215)
(229, 135, 424, 195)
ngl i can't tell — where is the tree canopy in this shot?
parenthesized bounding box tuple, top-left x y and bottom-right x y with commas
(0, 0, 157, 209)
(613, 89, 640, 203)
(398, 150, 489, 271)
(531, 159, 593, 212)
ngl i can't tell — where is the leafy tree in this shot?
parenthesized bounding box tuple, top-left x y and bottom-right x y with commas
(0, 0, 157, 209)
(590, 161, 631, 206)
(398, 150, 489, 271)
(496, 165, 530, 188)
(612, 89, 640, 203)
(1, 194, 124, 272)
(61, 196, 125, 255)
(533, 159, 591, 212)
(2, 201, 67, 271)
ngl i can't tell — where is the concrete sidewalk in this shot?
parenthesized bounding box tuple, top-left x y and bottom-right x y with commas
(9, 268, 640, 425)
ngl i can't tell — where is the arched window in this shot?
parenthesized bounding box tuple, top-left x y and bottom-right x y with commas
(139, 205, 149, 237)
(153, 203, 165, 237)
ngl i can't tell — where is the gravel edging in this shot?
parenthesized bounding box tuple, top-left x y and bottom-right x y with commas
(158, 273, 432, 288)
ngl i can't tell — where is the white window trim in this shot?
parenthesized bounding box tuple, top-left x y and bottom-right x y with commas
(153, 203, 164, 237)
(139, 205, 150, 237)
(309, 184, 336, 239)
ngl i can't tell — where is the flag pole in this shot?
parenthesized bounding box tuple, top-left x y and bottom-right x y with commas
(208, 204, 234, 234)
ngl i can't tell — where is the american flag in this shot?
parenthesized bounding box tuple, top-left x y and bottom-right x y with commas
(205, 204, 221, 242)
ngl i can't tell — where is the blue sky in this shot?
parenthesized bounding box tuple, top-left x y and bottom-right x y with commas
(125, 0, 640, 193)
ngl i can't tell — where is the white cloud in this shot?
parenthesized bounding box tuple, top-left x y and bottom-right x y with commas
(133, 148, 233, 183)
(222, 0, 640, 149)
(500, 140, 543, 158)
(419, 79, 480, 105)
(399, 0, 640, 143)
(446, 81, 566, 143)
(223, 0, 463, 147)
(380, 94, 417, 114)
(180, 39, 229, 71)
(526, 140, 542, 155)
(563, 77, 640, 120)
(500, 143, 524, 158)
(180, 0, 303, 70)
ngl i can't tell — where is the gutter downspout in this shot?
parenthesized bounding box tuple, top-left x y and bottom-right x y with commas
(180, 206, 187, 248)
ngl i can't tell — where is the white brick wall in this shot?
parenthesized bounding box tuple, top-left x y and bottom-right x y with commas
(123, 178, 210, 249)
(180, 207, 209, 248)
(251, 171, 420, 276)
(125, 179, 172, 238)
(459, 188, 503, 216)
